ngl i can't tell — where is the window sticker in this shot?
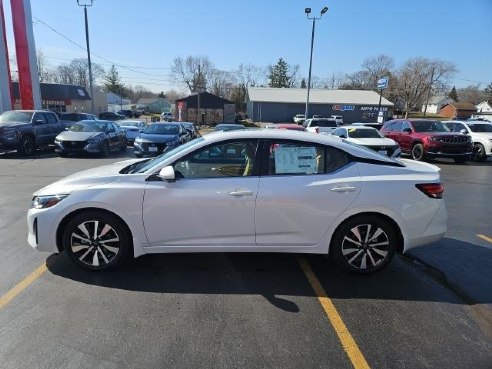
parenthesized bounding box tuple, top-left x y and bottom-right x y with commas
(274, 146, 317, 174)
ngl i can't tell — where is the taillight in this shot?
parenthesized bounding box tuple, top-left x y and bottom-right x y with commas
(416, 183, 444, 199)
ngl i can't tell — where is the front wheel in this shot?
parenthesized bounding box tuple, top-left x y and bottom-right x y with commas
(411, 143, 425, 161)
(331, 216, 397, 274)
(18, 136, 35, 156)
(474, 143, 487, 162)
(62, 211, 132, 271)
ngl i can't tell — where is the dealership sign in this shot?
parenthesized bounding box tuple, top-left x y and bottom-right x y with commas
(377, 77, 389, 89)
(332, 105, 355, 112)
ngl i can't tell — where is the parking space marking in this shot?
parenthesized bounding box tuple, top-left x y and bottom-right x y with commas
(477, 234, 492, 244)
(0, 263, 47, 309)
(298, 256, 370, 369)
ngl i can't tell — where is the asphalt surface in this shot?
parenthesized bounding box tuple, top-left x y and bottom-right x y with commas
(0, 148, 491, 369)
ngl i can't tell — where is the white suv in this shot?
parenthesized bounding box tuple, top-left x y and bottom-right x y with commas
(443, 120, 492, 161)
(293, 114, 305, 124)
(331, 115, 344, 126)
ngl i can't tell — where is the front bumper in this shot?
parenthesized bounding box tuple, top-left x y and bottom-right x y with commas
(27, 207, 60, 253)
(134, 141, 178, 156)
(54, 140, 104, 154)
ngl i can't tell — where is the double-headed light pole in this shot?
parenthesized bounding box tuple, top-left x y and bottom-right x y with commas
(76, 0, 94, 113)
(304, 6, 328, 120)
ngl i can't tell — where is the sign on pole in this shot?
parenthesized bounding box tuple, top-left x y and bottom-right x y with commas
(377, 77, 388, 90)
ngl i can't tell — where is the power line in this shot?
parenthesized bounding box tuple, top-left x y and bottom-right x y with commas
(32, 16, 173, 78)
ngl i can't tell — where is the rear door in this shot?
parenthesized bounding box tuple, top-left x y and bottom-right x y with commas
(255, 140, 361, 246)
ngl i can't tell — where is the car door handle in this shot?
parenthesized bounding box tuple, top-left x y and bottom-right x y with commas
(330, 186, 356, 192)
(228, 190, 254, 197)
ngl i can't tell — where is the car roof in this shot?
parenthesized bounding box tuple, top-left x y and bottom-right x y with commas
(343, 126, 377, 130)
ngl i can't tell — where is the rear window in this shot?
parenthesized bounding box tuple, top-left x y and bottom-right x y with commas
(312, 120, 337, 128)
(347, 128, 383, 139)
(469, 124, 492, 133)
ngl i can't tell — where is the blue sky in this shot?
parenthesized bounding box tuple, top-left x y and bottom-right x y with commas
(3, 0, 492, 92)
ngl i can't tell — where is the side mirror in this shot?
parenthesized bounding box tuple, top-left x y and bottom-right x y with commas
(35, 119, 44, 124)
(403, 128, 412, 134)
(460, 129, 467, 134)
(158, 165, 175, 181)
(339, 134, 347, 139)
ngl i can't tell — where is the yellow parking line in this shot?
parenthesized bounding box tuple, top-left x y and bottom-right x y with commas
(0, 263, 47, 309)
(298, 256, 370, 369)
(477, 235, 492, 244)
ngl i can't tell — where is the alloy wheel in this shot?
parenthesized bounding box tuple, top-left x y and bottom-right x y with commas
(70, 220, 121, 267)
(341, 223, 390, 270)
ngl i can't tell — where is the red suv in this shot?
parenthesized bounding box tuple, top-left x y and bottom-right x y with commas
(381, 119, 473, 162)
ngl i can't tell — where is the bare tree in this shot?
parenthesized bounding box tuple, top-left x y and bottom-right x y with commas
(171, 56, 214, 92)
(208, 69, 236, 97)
(395, 57, 457, 117)
(340, 70, 371, 90)
(361, 54, 395, 89)
(37, 49, 56, 83)
(53, 58, 104, 88)
(229, 63, 265, 112)
(457, 85, 488, 104)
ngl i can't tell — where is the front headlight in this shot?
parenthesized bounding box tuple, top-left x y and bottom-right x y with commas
(31, 194, 69, 209)
(2, 129, 17, 139)
(167, 137, 180, 145)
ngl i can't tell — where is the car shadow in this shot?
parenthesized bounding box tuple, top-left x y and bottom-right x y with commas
(0, 146, 134, 160)
(46, 237, 491, 311)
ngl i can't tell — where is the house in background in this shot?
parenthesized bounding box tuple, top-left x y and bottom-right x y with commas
(421, 95, 455, 114)
(472, 100, 492, 121)
(138, 98, 171, 114)
(175, 92, 235, 125)
(439, 102, 477, 119)
(107, 91, 131, 106)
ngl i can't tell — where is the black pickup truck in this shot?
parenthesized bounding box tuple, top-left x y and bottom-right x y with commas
(0, 110, 68, 155)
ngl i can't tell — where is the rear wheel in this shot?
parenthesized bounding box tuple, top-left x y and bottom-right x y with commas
(18, 136, 35, 156)
(62, 211, 131, 271)
(411, 143, 425, 161)
(474, 143, 487, 162)
(101, 141, 110, 157)
(331, 215, 397, 274)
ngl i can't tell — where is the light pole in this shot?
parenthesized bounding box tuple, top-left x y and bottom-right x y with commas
(76, 0, 94, 113)
(304, 6, 328, 120)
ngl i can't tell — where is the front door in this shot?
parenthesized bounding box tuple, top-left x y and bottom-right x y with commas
(142, 139, 260, 246)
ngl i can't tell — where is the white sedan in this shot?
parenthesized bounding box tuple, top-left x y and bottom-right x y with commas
(27, 130, 447, 273)
(331, 126, 401, 157)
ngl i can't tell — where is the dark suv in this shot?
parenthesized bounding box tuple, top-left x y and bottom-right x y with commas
(380, 119, 473, 163)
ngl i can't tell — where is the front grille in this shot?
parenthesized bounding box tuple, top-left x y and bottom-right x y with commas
(142, 143, 167, 153)
(366, 145, 397, 156)
(61, 141, 87, 150)
(435, 136, 469, 144)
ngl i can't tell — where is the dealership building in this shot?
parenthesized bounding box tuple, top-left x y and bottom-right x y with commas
(246, 87, 394, 123)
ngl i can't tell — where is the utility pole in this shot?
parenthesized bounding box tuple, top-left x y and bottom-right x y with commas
(423, 67, 435, 118)
(77, 0, 94, 113)
(197, 64, 201, 127)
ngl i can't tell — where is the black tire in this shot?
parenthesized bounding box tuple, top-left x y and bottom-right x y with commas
(120, 140, 127, 152)
(474, 143, 487, 162)
(62, 211, 132, 271)
(411, 143, 425, 161)
(18, 136, 35, 156)
(101, 141, 110, 157)
(331, 215, 397, 274)
(453, 157, 468, 164)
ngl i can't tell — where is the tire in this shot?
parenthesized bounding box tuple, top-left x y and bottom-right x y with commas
(62, 211, 132, 271)
(411, 143, 425, 161)
(331, 215, 397, 274)
(120, 140, 127, 152)
(18, 136, 35, 156)
(101, 141, 110, 157)
(474, 143, 487, 162)
(453, 157, 468, 164)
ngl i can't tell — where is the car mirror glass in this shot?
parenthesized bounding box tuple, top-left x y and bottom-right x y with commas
(340, 135, 346, 139)
(460, 129, 467, 134)
(158, 165, 176, 181)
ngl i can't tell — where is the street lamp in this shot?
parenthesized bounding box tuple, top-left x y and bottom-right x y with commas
(76, 0, 94, 113)
(304, 6, 328, 120)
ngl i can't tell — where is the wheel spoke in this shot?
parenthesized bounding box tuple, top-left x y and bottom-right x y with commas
(98, 248, 110, 264)
(366, 249, 377, 267)
(92, 249, 100, 266)
(343, 236, 361, 246)
(79, 247, 93, 261)
(77, 223, 90, 239)
(101, 244, 119, 254)
(351, 227, 363, 243)
(72, 232, 91, 244)
(372, 248, 388, 257)
(342, 247, 360, 256)
(360, 253, 367, 269)
(100, 237, 119, 244)
(370, 241, 389, 247)
(98, 224, 112, 238)
(364, 224, 372, 243)
(93, 220, 99, 240)
(348, 249, 364, 264)
(72, 245, 89, 252)
(368, 228, 384, 243)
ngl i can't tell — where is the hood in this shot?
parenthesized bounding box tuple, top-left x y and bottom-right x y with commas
(136, 133, 179, 143)
(0, 121, 30, 129)
(33, 158, 142, 196)
(56, 131, 104, 141)
(348, 137, 397, 146)
(421, 132, 465, 137)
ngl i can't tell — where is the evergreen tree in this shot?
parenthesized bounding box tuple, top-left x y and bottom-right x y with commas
(103, 65, 124, 94)
(158, 91, 166, 98)
(268, 58, 290, 88)
(448, 86, 459, 102)
(300, 78, 307, 88)
(485, 82, 492, 99)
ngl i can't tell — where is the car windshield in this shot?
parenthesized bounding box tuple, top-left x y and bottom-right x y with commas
(144, 124, 179, 135)
(412, 120, 450, 132)
(469, 124, 492, 133)
(129, 137, 205, 174)
(215, 125, 244, 131)
(313, 120, 337, 128)
(69, 121, 107, 132)
(0, 111, 33, 123)
(347, 128, 383, 138)
(120, 121, 140, 127)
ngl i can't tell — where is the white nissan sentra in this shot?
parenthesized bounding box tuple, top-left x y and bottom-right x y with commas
(27, 130, 447, 273)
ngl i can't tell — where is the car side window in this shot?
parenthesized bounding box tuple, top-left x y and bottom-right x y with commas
(45, 113, 57, 123)
(33, 113, 47, 124)
(401, 122, 411, 131)
(454, 123, 465, 132)
(173, 140, 258, 179)
(265, 141, 325, 175)
(392, 121, 403, 132)
(332, 128, 345, 137)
